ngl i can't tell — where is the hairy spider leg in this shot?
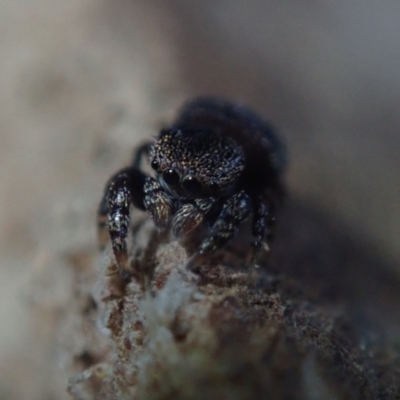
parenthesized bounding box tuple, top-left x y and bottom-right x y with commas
(199, 190, 252, 254)
(97, 167, 146, 273)
(247, 197, 276, 267)
(131, 141, 153, 169)
(97, 140, 152, 253)
(185, 191, 252, 270)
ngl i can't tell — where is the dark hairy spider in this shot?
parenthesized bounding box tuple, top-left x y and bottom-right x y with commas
(98, 97, 286, 274)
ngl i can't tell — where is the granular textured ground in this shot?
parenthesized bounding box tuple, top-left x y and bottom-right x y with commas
(65, 202, 400, 400)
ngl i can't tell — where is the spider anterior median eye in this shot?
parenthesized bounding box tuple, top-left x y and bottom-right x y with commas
(163, 169, 180, 185)
(182, 176, 202, 194)
(151, 160, 159, 170)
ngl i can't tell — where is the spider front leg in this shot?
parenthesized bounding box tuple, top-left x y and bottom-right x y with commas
(197, 190, 252, 256)
(98, 167, 147, 273)
(247, 197, 276, 267)
(131, 141, 153, 169)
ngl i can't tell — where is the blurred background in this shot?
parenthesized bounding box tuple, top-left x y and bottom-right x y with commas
(0, 1, 399, 398)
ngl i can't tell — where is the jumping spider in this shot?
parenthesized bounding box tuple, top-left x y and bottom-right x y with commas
(98, 97, 286, 274)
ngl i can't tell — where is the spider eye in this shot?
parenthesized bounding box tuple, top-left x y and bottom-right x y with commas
(182, 176, 202, 195)
(151, 159, 159, 171)
(209, 182, 220, 192)
(163, 169, 180, 186)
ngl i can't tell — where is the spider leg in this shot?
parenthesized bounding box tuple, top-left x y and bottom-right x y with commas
(97, 167, 146, 273)
(131, 141, 153, 169)
(247, 197, 276, 267)
(198, 190, 252, 255)
(171, 197, 216, 238)
(97, 192, 110, 251)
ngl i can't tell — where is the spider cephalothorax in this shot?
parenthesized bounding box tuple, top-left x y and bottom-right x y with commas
(98, 97, 286, 275)
(150, 128, 245, 199)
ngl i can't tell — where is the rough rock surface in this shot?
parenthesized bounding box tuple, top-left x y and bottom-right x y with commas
(63, 202, 400, 400)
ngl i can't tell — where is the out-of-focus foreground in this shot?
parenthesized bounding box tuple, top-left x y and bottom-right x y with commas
(0, 1, 400, 399)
